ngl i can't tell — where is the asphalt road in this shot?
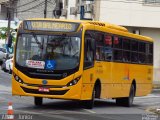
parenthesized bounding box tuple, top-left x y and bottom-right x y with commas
(0, 69, 160, 120)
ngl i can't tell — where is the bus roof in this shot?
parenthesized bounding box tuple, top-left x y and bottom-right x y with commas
(26, 18, 153, 42)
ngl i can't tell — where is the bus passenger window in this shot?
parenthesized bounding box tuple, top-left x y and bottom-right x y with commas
(139, 53, 146, 63)
(104, 35, 113, 61)
(147, 43, 153, 64)
(131, 40, 138, 51)
(149, 43, 153, 55)
(95, 32, 105, 61)
(96, 47, 100, 60)
(123, 39, 130, 50)
(104, 35, 112, 47)
(104, 47, 112, 61)
(123, 51, 130, 62)
(96, 46, 104, 60)
(139, 42, 146, 53)
(113, 37, 122, 49)
(84, 31, 95, 69)
(113, 50, 122, 61)
(131, 52, 138, 63)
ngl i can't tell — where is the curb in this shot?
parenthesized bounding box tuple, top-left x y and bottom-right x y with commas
(146, 107, 160, 115)
(153, 84, 160, 89)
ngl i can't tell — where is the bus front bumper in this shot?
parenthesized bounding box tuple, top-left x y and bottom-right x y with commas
(12, 77, 82, 100)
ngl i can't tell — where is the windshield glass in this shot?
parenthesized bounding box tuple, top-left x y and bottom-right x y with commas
(16, 34, 81, 70)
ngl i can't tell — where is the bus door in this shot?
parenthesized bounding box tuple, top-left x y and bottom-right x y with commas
(81, 31, 95, 100)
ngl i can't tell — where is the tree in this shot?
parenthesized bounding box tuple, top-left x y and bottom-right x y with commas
(0, 27, 16, 42)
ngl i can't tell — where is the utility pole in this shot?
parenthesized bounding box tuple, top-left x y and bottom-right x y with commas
(44, 0, 47, 18)
(6, 0, 11, 45)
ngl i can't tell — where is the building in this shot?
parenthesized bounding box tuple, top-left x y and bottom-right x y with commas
(0, 0, 16, 20)
(16, 0, 56, 20)
(61, 0, 160, 82)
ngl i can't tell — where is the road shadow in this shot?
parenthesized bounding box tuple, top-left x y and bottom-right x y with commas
(16, 99, 140, 111)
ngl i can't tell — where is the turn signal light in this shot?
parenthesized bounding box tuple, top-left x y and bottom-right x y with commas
(67, 76, 81, 87)
(13, 72, 24, 84)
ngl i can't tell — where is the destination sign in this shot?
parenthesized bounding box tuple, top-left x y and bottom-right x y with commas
(23, 20, 80, 32)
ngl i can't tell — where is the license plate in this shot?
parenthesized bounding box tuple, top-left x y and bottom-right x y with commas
(38, 87, 49, 92)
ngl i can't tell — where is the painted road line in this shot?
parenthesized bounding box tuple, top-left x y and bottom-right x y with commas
(83, 109, 96, 114)
(14, 109, 43, 115)
(0, 96, 8, 101)
(135, 95, 160, 99)
(0, 91, 11, 95)
(36, 113, 79, 120)
(45, 110, 87, 115)
(0, 85, 11, 92)
(137, 102, 160, 105)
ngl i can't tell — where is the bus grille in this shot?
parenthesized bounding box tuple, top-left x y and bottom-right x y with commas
(21, 86, 69, 95)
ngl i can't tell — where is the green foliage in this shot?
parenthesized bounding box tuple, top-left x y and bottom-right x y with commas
(0, 27, 16, 42)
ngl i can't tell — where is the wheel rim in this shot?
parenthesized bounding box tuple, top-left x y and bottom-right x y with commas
(129, 86, 134, 105)
(91, 87, 96, 107)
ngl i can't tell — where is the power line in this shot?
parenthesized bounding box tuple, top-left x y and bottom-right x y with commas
(16, 0, 56, 14)
(16, 0, 40, 8)
(16, 1, 45, 13)
(47, 0, 56, 5)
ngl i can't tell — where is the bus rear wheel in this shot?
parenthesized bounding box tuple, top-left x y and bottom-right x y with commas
(34, 97, 43, 106)
(116, 84, 135, 107)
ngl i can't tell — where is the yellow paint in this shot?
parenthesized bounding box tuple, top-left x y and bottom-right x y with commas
(12, 19, 153, 101)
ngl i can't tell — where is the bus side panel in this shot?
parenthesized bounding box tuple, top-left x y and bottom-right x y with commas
(110, 62, 131, 98)
(94, 61, 112, 99)
(130, 64, 153, 97)
(81, 68, 95, 100)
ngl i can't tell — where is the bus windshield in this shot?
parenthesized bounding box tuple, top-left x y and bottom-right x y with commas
(16, 33, 81, 70)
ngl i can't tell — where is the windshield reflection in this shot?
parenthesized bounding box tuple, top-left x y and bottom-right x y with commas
(16, 34, 81, 70)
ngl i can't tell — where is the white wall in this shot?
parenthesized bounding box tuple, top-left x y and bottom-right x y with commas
(61, 0, 78, 20)
(0, 20, 18, 29)
(61, 0, 93, 20)
(99, 0, 160, 28)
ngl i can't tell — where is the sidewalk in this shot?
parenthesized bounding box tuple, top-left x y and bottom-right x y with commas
(147, 106, 160, 115)
(153, 81, 160, 89)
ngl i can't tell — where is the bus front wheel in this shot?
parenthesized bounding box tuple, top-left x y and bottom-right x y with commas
(82, 86, 96, 109)
(34, 97, 43, 106)
(116, 84, 135, 107)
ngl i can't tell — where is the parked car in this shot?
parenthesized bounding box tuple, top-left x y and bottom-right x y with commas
(1, 59, 7, 72)
(0, 47, 8, 65)
(5, 57, 13, 74)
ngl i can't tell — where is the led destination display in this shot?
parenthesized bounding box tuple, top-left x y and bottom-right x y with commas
(23, 20, 80, 32)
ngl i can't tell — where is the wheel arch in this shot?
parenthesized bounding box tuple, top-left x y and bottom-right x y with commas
(132, 79, 136, 96)
(94, 79, 101, 98)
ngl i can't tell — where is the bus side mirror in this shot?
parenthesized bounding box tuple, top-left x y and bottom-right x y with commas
(7, 35, 13, 48)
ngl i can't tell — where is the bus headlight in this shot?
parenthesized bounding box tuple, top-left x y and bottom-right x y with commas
(67, 76, 81, 87)
(13, 73, 24, 84)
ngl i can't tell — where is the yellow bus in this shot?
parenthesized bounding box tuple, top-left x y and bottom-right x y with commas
(12, 19, 153, 109)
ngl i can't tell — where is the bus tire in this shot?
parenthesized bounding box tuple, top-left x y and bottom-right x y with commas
(34, 97, 43, 106)
(116, 98, 124, 106)
(116, 84, 135, 107)
(83, 86, 96, 109)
